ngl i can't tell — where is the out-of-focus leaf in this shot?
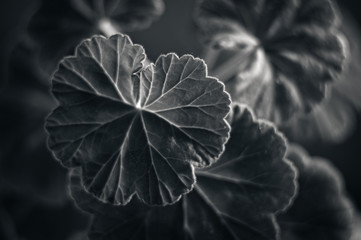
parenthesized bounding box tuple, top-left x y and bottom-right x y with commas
(7, 36, 51, 88)
(24, 0, 164, 81)
(0, 192, 90, 240)
(129, 0, 203, 63)
(281, 7, 361, 144)
(0, 84, 69, 206)
(334, 7, 361, 111)
(46, 34, 231, 206)
(0, 30, 71, 209)
(278, 144, 354, 240)
(0, 0, 39, 86)
(69, 104, 297, 240)
(0, 203, 19, 240)
(280, 88, 356, 144)
(195, 0, 348, 124)
(0, 32, 68, 208)
(351, 213, 361, 240)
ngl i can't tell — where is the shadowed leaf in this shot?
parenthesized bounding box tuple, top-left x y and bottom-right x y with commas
(69, 104, 297, 240)
(278, 144, 354, 240)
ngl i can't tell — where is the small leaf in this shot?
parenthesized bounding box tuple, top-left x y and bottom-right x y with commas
(69, 104, 297, 240)
(195, 0, 348, 123)
(45, 34, 231, 206)
(278, 145, 354, 240)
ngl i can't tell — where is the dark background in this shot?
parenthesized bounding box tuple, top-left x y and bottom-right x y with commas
(0, 0, 360, 239)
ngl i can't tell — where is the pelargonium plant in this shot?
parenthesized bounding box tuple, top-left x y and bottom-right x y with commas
(0, 0, 360, 239)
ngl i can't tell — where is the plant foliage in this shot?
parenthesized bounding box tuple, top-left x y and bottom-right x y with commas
(195, 0, 348, 123)
(45, 34, 231, 206)
(69, 104, 297, 240)
(279, 145, 354, 240)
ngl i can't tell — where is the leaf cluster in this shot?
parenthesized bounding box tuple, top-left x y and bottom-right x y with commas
(0, 0, 358, 239)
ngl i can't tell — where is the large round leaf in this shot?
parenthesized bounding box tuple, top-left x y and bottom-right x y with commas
(69, 104, 297, 240)
(278, 145, 354, 240)
(195, 0, 348, 123)
(45, 34, 231, 206)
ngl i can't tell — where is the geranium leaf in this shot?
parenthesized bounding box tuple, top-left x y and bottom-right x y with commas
(45, 34, 231, 206)
(281, 8, 361, 144)
(195, 0, 348, 124)
(278, 145, 354, 240)
(69, 104, 297, 240)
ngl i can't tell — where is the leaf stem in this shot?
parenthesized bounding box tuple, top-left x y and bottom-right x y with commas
(97, 18, 120, 38)
(207, 46, 258, 83)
